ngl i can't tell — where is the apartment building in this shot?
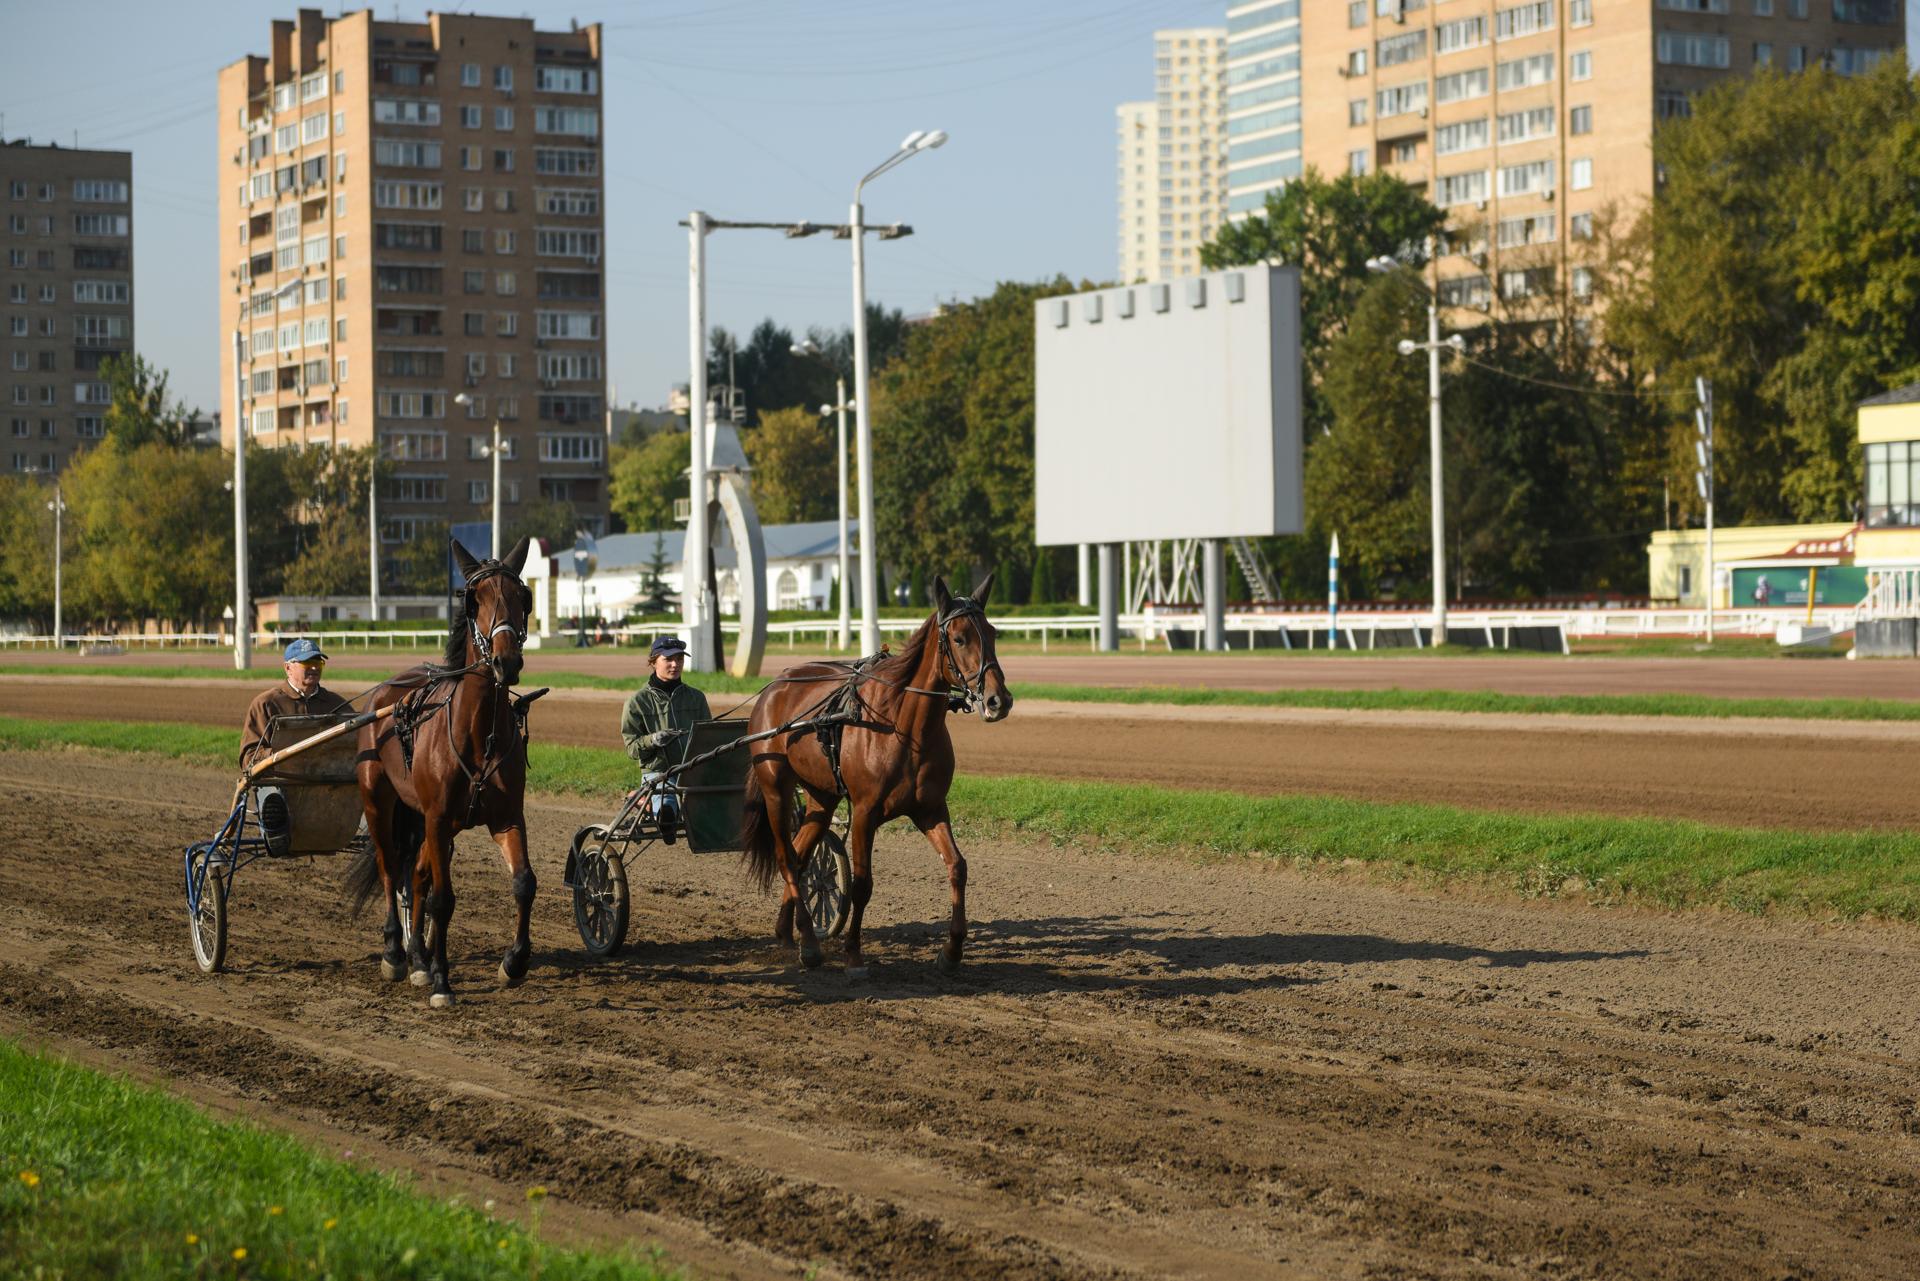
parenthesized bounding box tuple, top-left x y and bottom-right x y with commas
(1115, 28, 1228, 282)
(1306, 0, 1904, 312)
(1225, 1, 1304, 222)
(217, 8, 609, 547)
(0, 140, 133, 475)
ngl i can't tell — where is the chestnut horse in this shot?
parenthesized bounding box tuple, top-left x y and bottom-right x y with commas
(741, 573, 1013, 976)
(346, 537, 535, 1008)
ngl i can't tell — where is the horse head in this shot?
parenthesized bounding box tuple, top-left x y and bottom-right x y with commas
(451, 535, 534, 686)
(933, 572, 1013, 723)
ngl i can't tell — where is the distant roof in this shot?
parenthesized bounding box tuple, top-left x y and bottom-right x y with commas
(1858, 381, 1920, 407)
(572, 519, 857, 572)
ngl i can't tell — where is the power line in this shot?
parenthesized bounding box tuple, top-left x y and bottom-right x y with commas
(1452, 351, 1695, 402)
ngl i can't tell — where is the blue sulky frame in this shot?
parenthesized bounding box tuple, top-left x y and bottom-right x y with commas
(182, 706, 393, 975)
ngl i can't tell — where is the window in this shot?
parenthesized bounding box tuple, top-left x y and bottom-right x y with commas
(1498, 106, 1555, 143)
(1498, 159, 1555, 197)
(494, 105, 514, 131)
(1570, 0, 1593, 26)
(1497, 213, 1556, 247)
(1349, 0, 1366, 25)
(535, 66, 598, 93)
(464, 269, 485, 294)
(1572, 267, 1594, 300)
(1832, 46, 1893, 75)
(304, 316, 328, 345)
(461, 104, 482, 129)
(301, 113, 328, 144)
(279, 322, 300, 351)
(1570, 50, 1593, 79)
(1571, 158, 1594, 190)
(493, 65, 514, 92)
(1788, 0, 1807, 13)
(1497, 53, 1554, 89)
(1571, 212, 1594, 239)
(1788, 44, 1807, 70)
(336, 357, 348, 384)
(538, 433, 603, 463)
(1348, 149, 1369, 176)
(1438, 275, 1490, 308)
(492, 148, 515, 172)
(1570, 105, 1593, 135)
(72, 280, 129, 303)
(304, 234, 328, 265)
(535, 310, 601, 339)
(1435, 117, 1489, 155)
(1754, 42, 1774, 67)
(1347, 49, 1368, 76)
(464, 312, 485, 337)
(253, 408, 275, 435)
(534, 107, 599, 136)
(496, 312, 518, 337)
(533, 147, 598, 176)
(535, 188, 599, 216)
(1657, 0, 1728, 9)
(1499, 267, 1552, 300)
(275, 123, 298, 153)
(461, 62, 481, 87)
(1377, 31, 1426, 66)
(1349, 98, 1368, 126)
(1437, 15, 1487, 52)
(1376, 81, 1428, 117)
(1657, 89, 1694, 119)
(1755, 0, 1773, 11)
(535, 227, 601, 258)
(374, 138, 442, 167)
(372, 99, 441, 126)
(1494, 2, 1554, 38)
(1435, 169, 1489, 205)
(1864, 441, 1920, 527)
(372, 180, 442, 209)
(1436, 67, 1490, 103)
(496, 271, 517, 296)
(493, 189, 516, 212)
(72, 214, 129, 237)
(72, 179, 128, 202)
(377, 391, 446, 419)
(1657, 32, 1731, 66)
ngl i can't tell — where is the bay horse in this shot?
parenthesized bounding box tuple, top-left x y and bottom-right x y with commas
(346, 536, 536, 1008)
(741, 573, 1012, 976)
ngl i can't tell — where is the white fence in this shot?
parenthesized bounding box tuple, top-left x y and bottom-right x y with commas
(1855, 568, 1920, 623)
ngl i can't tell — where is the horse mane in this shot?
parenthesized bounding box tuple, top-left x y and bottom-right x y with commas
(441, 600, 468, 668)
(869, 614, 935, 685)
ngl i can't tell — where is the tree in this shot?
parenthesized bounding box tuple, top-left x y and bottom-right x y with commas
(100, 353, 199, 450)
(608, 429, 687, 534)
(281, 445, 376, 597)
(744, 405, 835, 523)
(507, 495, 579, 553)
(62, 440, 230, 628)
(385, 519, 452, 594)
(1611, 62, 1920, 526)
(635, 533, 676, 616)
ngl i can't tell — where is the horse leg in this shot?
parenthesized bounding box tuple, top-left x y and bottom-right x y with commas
(778, 804, 831, 945)
(841, 804, 879, 979)
(422, 817, 457, 1008)
(492, 821, 535, 986)
(915, 805, 968, 972)
(362, 787, 407, 982)
(762, 786, 822, 969)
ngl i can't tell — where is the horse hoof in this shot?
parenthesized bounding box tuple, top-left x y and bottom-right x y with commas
(845, 965, 870, 981)
(936, 948, 962, 973)
(498, 962, 525, 988)
(409, 969, 430, 987)
(380, 959, 403, 982)
(800, 947, 825, 970)
(429, 991, 454, 1009)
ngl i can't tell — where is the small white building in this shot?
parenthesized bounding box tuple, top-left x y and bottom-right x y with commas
(524, 519, 860, 630)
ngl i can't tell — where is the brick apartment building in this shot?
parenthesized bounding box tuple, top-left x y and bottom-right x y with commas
(217, 8, 609, 548)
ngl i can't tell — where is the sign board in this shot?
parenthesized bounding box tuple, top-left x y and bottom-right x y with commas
(1729, 566, 1867, 607)
(1033, 266, 1304, 545)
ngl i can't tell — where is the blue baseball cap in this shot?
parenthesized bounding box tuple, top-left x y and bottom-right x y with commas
(649, 634, 688, 660)
(283, 637, 329, 664)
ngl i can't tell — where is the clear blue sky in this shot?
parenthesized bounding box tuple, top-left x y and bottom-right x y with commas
(0, 0, 1220, 417)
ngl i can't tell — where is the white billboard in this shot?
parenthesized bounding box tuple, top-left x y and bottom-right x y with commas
(1033, 266, 1303, 545)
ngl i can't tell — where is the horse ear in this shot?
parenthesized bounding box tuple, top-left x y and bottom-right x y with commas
(450, 538, 482, 581)
(932, 575, 953, 615)
(970, 570, 995, 605)
(503, 535, 531, 575)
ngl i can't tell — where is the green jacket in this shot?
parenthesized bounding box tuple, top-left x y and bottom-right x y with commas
(620, 679, 711, 773)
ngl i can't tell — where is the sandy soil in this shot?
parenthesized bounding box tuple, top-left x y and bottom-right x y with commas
(0, 749, 1915, 1279)
(6, 676, 1917, 831)
(8, 646, 1920, 700)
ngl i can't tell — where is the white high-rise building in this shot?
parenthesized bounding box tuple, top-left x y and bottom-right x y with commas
(1114, 28, 1227, 283)
(1224, 0, 1303, 223)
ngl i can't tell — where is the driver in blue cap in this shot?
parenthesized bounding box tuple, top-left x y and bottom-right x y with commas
(241, 637, 352, 856)
(620, 634, 710, 837)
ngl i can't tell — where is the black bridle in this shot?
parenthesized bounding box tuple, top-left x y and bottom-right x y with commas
(461, 560, 529, 684)
(932, 598, 1004, 713)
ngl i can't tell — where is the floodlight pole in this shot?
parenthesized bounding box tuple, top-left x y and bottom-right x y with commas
(686, 211, 715, 670)
(368, 451, 379, 624)
(1425, 300, 1448, 646)
(832, 377, 852, 650)
(232, 328, 251, 670)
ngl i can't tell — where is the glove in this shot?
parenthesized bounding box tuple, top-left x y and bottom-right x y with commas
(646, 729, 683, 748)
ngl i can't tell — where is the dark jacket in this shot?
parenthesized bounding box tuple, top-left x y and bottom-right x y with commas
(240, 682, 353, 769)
(620, 679, 710, 773)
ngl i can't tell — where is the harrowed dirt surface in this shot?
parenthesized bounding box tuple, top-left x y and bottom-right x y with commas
(0, 749, 1916, 1279)
(7, 675, 1920, 831)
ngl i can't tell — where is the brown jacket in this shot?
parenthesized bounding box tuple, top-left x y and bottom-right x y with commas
(240, 682, 353, 769)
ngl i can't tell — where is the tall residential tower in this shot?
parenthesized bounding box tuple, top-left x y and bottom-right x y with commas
(1115, 28, 1228, 282)
(1224, 1, 1304, 222)
(217, 8, 609, 548)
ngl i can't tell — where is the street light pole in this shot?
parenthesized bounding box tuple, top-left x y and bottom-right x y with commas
(794, 340, 856, 652)
(368, 450, 380, 624)
(232, 327, 251, 670)
(686, 211, 714, 670)
(851, 129, 946, 650)
(491, 418, 502, 561)
(49, 478, 63, 649)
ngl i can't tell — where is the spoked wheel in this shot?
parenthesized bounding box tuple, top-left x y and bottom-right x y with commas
(572, 833, 630, 957)
(187, 847, 229, 974)
(803, 828, 853, 940)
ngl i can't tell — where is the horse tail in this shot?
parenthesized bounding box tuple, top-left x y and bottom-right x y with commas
(740, 780, 779, 893)
(343, 801, 426, 916)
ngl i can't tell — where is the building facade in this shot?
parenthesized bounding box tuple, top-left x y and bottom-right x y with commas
(217, 8, 609, 551)
(1115, 28, 1228, 282)
(1306, 0, 1903, 313)
(1, 140, 133, 474)
(1225, 1, 1304, 222)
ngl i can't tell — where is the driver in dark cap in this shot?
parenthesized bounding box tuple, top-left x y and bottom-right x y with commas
(620, 635, 710, 835)
(240, 637, 352, 856)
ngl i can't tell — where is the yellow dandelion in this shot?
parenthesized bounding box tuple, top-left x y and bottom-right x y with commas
(323, 1218, 337, 1231)
(525, 1185, 548, 1201)
(497, 1239, 509, 1250)
(268, 1205, 283, 1217)
(18, 1171, 39, 1188)
(400, 1247, 419, 1266)
(185, 1233, 199, 1246)
(233, 1246, 248, 1261)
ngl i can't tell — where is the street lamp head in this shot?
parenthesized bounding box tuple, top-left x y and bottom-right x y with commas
(791, 340, 821, 357)
(785, 221, 823, 238)
(916, 129, 948, 150)
(453, 391, 474, 406)
(899, 130, 926, 151)
(1366, 255, 1397, 274)
(1397, 339, 1418, 356)
(1447, 333, 1466, 351)
(819, 403, 834, 416)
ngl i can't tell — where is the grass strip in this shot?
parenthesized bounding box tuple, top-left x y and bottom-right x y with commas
(5, 664, 1920, 721)
(0, 662, 771, 697)
(3, 714, 1916, 923)
(0, 1037, 674, 1280)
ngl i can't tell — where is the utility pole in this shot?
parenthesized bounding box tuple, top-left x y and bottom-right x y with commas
(1696, 377, 1715, 643)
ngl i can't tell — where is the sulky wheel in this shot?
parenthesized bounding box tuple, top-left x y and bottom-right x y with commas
(572, 833, 630, 958)
(187, 846, 229, 974)
(804, 828, 854, 940)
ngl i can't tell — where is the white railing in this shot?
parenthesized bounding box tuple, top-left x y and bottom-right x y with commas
(1855, 568, 1920, 623)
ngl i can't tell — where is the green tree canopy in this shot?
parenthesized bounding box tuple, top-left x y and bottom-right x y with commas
(100, 353, 200, 450)
(744, 405, 836, 524)
(608, 429, 686, 534)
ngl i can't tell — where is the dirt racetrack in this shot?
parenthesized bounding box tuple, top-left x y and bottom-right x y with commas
(7, 675, 1920, 831)
(3, 748, 1917, 1279)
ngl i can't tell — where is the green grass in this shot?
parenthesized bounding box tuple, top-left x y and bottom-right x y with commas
(7, 663, 1920, 721)
(3, 714, 1917, 923)
(0, 1038, 675, 1280)
(0, 662, 773, 697)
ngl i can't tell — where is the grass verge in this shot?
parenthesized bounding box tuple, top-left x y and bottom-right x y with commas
(3, 714, 1916, 923)
(6, 664, 1920, 722)
(0, 1037, 673, 1280)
